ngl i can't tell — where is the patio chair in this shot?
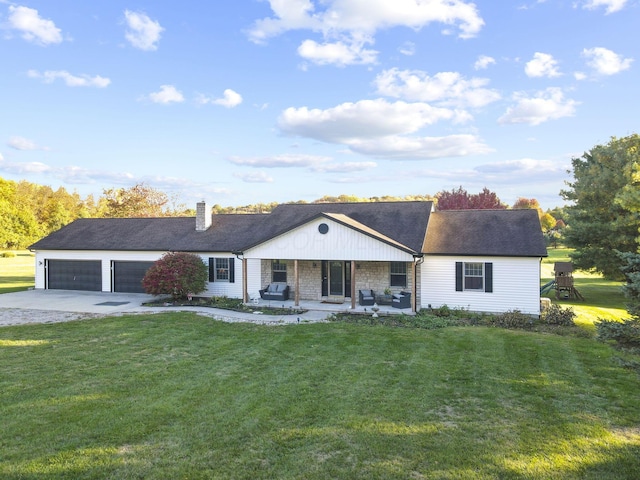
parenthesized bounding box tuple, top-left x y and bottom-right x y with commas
(259, 283, 290, 301)
(358, 289, 375, 306)
(391, 291, 411, 309)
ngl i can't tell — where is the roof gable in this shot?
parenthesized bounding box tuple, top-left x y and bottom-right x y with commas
(423, 209, 548, 257)
(244, 215, 416, 260)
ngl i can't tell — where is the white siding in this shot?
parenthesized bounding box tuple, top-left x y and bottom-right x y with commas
(245, 217, 414, 262)
(201, 254, 244, 298)
(420, 256, 542, 315)
(245, 258, 262, 301)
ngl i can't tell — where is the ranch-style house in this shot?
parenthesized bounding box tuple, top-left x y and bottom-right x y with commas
(29, 200, 548, 315)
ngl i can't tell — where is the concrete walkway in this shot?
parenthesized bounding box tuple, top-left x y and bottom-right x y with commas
(0, 290, 343, 327)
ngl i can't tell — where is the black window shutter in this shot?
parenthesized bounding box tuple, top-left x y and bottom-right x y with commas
(455, 262, 463, 291)
(209, 258, 215, 282)
(229, 258, 235, 283)
(484, 262, 493, 293)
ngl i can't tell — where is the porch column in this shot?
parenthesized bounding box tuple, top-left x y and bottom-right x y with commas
(242, 258, 248, 303)
(294, 259, 299, 307)
(351, 260, 356, 309)
(412, 254, 424, 313)
(411, 262, 416, 313)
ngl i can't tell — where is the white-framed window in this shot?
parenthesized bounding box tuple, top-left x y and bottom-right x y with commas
(390, 262, 407, 287)
(455, 262, 493, 293)
(208, 257, 235, 283)
(464, 262, 484, 291)
(272, 260, 287, 283)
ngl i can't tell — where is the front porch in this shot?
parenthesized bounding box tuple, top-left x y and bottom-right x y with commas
(250, 259, 418, 312)
(246, 296, 415, 316)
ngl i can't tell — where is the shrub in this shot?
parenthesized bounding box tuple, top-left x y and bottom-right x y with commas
(142, 252, 208, 300)
(432, 305, 452, 317)
(541, 304, 576, 326)
(595, 318, 640, 352)
(492, 310, 534, 329)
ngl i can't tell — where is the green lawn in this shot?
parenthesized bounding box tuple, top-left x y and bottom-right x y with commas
(542, 247, 628, 326)
(1, 313, 639, 479)
(0, 250, 35, 293)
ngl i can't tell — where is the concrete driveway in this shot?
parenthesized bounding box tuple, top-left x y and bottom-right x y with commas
(0, 289, 158, 315)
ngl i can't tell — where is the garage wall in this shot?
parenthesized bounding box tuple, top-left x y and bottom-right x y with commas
(34, 251, 168, 291)
(33, 250, 253, 298)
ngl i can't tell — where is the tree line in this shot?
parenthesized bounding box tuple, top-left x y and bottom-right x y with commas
(1, 177, 565, 250)
(0, 180, 187, 249)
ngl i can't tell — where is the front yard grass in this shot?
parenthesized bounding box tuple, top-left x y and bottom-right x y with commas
(1, 313, 639, 479)
(0, 250, 35, 293)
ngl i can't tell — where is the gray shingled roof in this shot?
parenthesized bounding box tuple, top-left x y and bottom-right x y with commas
(422, 209, 548, 257)
(29, 201, 433, 254)
(241, 201, 432, 252)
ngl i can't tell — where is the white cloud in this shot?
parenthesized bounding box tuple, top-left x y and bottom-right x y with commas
(277, 98, 488, 160)
(399, 41, 416, 56)
(374, 68, 500, 108)
(233, 171, 274, 183)
(229, 154, 376, 173)
(475, 158, 566, 180)
(215, 89, 243, 108)
(474, 55, 496, 70)
(297, 37, 378, 66)
(7, 135, 47, 150)
(146, 85, 184, 104)
(311, 161, 377, 173)
(124, 10, 163, 51)
(278, 98, 470, 144)
(6, 5, 62, 45)
(27, 69, 111, 88)
(499, 87, 579, 126)
(581, 0, 628, 14)
(348, 134, 492, 159)
(248, 0, 484, 65)
(197, 89, 243, 108)
(525, 52, 561, 78)
(250, 0, 484, 41)
(0, 157, 51, 175)
(229, 154, 331, 168)
(582, 47, 633, 75)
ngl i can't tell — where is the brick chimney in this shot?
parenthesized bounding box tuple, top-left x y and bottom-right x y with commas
(196, 201, 212, 231)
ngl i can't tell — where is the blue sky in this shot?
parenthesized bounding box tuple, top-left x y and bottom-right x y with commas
(0, 0, 637, 210)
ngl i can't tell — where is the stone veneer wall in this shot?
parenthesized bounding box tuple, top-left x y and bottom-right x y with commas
(260, 259, 414, 301)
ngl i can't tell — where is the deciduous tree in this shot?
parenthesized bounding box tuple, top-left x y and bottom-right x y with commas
(102, 183, 172, 218)
(436, 186, 506, 210)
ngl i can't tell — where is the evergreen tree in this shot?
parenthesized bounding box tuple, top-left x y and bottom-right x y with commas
(561, 134, 640, 280)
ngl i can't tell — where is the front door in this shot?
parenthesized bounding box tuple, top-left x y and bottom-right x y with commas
(321, 261, 352, 297)
(329, 261, 343, 296)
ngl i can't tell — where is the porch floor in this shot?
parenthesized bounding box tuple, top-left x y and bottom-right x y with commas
(248, 297, 414, 315)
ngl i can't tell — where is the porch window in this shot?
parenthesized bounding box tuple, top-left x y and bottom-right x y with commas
(390, 262, 407, 287)
(272, 260, 287, 283)
(208, 257, 235, 283)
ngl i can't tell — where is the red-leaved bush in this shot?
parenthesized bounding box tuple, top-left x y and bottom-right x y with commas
(142, 252, 208, 300)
